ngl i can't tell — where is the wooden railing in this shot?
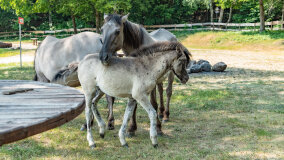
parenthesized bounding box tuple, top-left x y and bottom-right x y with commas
(0, 20, 283, 39)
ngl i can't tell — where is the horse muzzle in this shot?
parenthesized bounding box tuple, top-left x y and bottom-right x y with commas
(100, 53, 110, 65)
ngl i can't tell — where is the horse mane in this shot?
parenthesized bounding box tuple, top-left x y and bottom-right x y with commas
(130, 42, 191, 64)
(123, 21, 144, 49)
(105, 14, 144, 50)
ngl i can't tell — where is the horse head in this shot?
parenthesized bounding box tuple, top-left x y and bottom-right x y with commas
(172, 46, 191, 84)
(99, 14, 129, 65)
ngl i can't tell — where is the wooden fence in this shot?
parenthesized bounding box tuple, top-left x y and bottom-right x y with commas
(0, 20, 283, 39)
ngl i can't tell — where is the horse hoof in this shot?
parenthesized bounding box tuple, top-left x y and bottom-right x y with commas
(122, 143, 129, 148)
(162, 119, 169, 123)
(100, 133, 105, 139)
(126, 132, 135, 138)
(153, 144, 158, 148)
(90, 144, 96, 149)
(107, 125, 115, 130)
(80, 126, 86, 131)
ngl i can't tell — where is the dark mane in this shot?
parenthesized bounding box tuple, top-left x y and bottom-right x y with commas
(130, 42, 191, 64)
(123, 21, 144, 50)
(105, 14, 144, 51)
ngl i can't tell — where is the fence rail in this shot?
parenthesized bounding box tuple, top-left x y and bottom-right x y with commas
(0, 20, 283, 39)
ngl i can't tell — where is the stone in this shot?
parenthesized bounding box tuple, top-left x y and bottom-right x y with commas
(197, 59, 209, 65)
(187, 60, 196, 69)
(212, 62, 227, 72)
(190, 64, 202, 73)
(201, 62, 212, 72)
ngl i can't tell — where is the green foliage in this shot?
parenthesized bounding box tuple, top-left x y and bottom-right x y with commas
(0, 0, 283, 31)
(0, 8, 17, 32)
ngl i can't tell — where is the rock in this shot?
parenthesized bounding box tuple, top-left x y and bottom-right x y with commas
(0, 42, 12, 48)
(186, 68, 191, 74)
(187, 60, 196, 69)
(190, 64, 202, 73)
(212, 62, 227, 72)
(197, 59, 209, 65)
(201, 62, 212, 72)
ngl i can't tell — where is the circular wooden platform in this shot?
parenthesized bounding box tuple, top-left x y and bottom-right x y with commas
(0, 80, 85, 146)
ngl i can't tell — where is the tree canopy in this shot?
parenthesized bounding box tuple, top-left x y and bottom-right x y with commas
(0, 0, 283, 32)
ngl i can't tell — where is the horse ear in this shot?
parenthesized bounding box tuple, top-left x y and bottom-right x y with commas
(121, 13, 129, 23)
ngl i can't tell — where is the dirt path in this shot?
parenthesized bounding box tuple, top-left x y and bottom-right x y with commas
(0, 42, 36, 64)
(0, 51, 35, 64)
(1, 47, 283, 73)
(190, 48, 284, 71)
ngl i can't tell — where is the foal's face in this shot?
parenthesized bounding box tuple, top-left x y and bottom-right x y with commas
(100, 15, 128, 65)
(172, 55, 189, 84)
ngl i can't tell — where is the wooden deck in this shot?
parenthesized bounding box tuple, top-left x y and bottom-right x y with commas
(0, 80, 85, 146)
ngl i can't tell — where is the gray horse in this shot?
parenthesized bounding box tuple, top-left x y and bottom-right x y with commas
(99, 14, 177, 136)
(34, 32, 103, 86)
(78, 42, 191, 148)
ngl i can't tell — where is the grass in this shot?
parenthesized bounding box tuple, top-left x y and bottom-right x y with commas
(0, 60, 283, 159)
(0, 49, 33, 58)
(0, 62, 34, 80)
(173, 30, 284, 51)
(0, 31, 283, 159)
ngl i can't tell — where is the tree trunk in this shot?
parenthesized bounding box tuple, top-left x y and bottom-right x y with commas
(218, 7, 224, 23)
(227, 5, 233, 23)
(48, 10, 52, 28)
(210, 0, 214, 22)
(96, 10, 100, 33)
(282, 0, 284, 29)
(259, 0, 265, 32)
(71, 14, 77, 34)
(48, 0, 52, 28)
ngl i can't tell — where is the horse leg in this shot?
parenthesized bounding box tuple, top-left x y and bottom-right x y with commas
(118, 98, 136, 147)
(106, 95, 115, 130)
(157, 83, 165, 119)
(150, 86, 163, 136)
(81, 95, 113, 131)
(127, 104, 137, 137)
(135, 94, 158, 148)
(91, 89, 106, 139)
(83, 88, 100, 148)
(163, 72, 174, 123)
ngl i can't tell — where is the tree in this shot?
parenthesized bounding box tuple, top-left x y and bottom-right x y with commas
(282, 0, 284, 29)
(259, 0, 265, 31)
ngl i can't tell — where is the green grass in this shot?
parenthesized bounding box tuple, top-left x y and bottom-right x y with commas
(0, 62, 35, 80)
(0, 61, 283, 159)
(173, 30, 284, 51)
(0, 49, 33, 58)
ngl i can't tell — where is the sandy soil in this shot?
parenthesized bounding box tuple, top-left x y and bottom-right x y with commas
(1, 45, 283, 74)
